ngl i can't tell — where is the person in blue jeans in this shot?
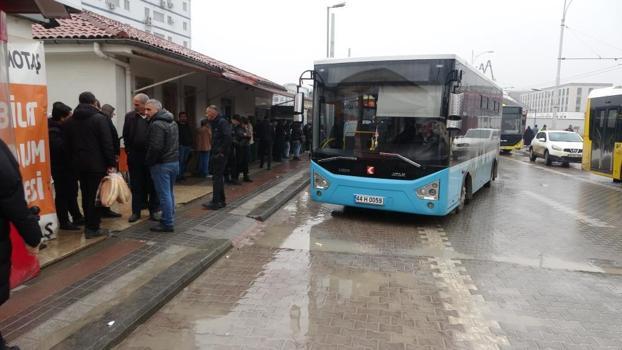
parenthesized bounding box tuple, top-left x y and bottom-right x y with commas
(176, 112, 193, 182)
(144, 99, 179, 232)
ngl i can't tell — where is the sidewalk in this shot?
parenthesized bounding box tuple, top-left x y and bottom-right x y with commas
(38, 176, 214, 267)
(0, 159, 309, 350)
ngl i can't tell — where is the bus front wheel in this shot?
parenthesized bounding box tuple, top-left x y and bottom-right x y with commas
(455, 176, 472, 213)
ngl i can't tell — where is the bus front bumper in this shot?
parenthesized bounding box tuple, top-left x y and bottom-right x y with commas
(309, 162, 453, 216)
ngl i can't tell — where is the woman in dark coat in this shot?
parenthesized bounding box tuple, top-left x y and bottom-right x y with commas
(523, 126, 535, 146)
(0, 138, 42, 349)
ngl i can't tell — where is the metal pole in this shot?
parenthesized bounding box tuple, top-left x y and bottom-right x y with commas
(330, 13, 336, 58)
(326, 6, 330, 58)
(553, 0, 571, 122)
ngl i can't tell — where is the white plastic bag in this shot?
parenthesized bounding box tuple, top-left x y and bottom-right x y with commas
(96, 173, 131, 207)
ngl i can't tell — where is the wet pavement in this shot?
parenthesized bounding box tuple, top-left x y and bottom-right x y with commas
(0, 160, 309, 350)
(118, 154, 622, 350)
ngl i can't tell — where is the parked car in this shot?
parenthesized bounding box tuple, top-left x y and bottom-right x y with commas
(529, 130, 583, 167)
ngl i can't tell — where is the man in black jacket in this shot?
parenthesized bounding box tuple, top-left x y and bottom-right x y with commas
(0, 138, 42, 350)
(49, 102, 83, 231)
(64, 92, 116, 238)
(202, 105, 231, 210)
(123, 93, 160, 223)
(100, 104, 122, 219)
(256, 116, 274, 170)
(176, 112, 193, 182)
(144, 99, 179, 233)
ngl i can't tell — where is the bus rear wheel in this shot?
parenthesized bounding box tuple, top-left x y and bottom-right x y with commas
(484, 161, 498, 188)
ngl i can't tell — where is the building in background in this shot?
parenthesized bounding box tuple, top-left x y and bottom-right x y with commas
(519, 83, 612, 132)
(81, 0, 191, 47)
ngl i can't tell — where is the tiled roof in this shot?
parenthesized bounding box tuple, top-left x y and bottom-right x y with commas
(32, 10, 286, 93)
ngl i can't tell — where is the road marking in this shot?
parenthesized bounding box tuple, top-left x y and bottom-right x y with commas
(503, 156, 622, 193)
(419, 226, 509, 349)
(522, 191, 614, 228)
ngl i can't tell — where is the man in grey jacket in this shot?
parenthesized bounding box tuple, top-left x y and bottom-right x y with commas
(145, 99, 179, 232)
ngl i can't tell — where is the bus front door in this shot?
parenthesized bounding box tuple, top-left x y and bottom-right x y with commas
(591, 108, 618, 175)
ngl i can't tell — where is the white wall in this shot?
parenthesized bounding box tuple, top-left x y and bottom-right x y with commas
(81, 0, 192, 47)
(45, 52, 118, 116)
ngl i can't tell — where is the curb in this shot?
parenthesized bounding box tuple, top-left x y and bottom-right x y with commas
(52, 239, 232, 350)
(247, 176, 310, 222)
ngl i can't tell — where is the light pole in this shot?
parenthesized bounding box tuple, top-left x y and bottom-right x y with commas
(471, 50, 494, 66)
(531, 88, 542, 128)
(326, 2, 346, 58)
(553, 0, 573, 123)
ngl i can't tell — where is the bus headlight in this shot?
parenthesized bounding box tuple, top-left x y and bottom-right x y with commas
(416, 180, 440, 201)
(313, 172, 330, 190)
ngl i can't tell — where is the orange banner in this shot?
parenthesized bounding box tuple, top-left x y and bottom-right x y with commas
(6, 40, 57, 240)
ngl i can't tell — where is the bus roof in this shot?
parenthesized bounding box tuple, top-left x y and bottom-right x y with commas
(588, 86, 622, 99)
(314, 54, 501, 90)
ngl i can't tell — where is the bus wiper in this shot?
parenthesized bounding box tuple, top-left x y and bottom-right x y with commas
(379, 152, 423, 168)
(317, 156, 358, 163)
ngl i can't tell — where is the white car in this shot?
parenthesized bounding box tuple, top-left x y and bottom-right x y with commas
(529, 130, 583, 167)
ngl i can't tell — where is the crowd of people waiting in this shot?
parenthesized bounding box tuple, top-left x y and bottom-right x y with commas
(44, 92, 312, 236)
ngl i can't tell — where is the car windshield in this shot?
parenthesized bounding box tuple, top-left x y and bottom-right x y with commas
(464, 129, 492, 138)
(549, 132, 582, 142)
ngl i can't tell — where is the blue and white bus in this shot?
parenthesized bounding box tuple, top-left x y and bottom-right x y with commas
(308, 55, 502, 216)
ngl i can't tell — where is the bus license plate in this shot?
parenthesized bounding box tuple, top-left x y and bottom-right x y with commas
(354, 194, 384, 206)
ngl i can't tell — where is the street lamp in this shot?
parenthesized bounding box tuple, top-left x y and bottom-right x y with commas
(531, 88, 542, 127)
(326, 2, 346, 58)
(553, 0, 573, 125)
(471, 50, 494, 65)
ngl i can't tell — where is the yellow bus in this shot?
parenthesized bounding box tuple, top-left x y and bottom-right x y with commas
(582, 86, 622, 182)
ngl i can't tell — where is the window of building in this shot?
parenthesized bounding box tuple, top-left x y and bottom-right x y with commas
(183, 21, 188, 31)
(183, 41, 188, 47)
(576, 88, 582, 112)
(183, 2, 188, 11)
(154, 32, 165, 39)
(154, 11, 164, 22)
(145, 7, 150, 18)
(124, 0, 129, 10)
(167, 16, 174, 25)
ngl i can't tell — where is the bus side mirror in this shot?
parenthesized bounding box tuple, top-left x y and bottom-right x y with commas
(447, 92, 464, 131)
(294, 92, 304, 115)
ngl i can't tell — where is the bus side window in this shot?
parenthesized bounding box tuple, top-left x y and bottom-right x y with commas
(617, 109, 622, 142)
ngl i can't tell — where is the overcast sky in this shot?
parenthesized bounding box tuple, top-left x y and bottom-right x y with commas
(192, 0, 622, 90)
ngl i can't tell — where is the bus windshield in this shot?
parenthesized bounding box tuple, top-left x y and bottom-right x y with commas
(549, 132, 582, 142)
(315, 83, 449, 166)
(501, 108, 522, 135)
